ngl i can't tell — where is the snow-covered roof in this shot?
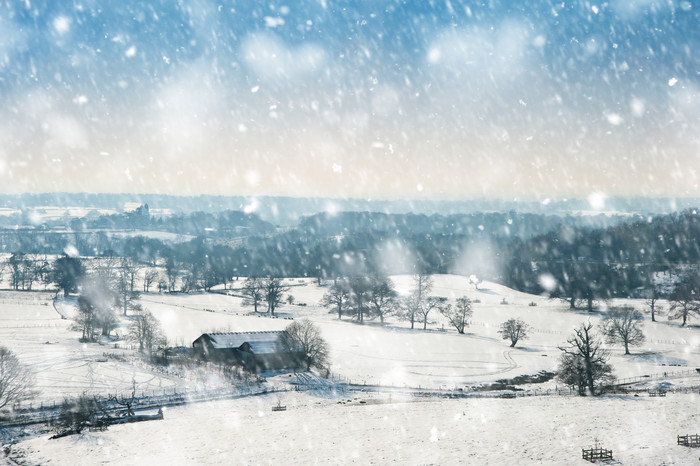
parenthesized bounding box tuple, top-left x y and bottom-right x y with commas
(245, 340, 282, 355)
(196, 331, 301, 354)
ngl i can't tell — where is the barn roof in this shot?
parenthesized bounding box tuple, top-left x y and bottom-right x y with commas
(195, 331, 302, 354)
(245, 340, 282, 354)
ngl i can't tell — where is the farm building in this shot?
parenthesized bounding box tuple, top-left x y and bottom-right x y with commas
(192, 331, 304, 372)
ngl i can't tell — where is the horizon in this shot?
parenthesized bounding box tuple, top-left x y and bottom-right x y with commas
(2, 192, 700, 221)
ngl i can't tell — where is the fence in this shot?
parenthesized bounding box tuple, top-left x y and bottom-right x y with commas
(0, 323, 61, 329)
(0, 383, 295, 430)
(1, 373, 359, 431)
(653, 338, 696, 346)
(613, 368, 700, 386)
(678, 434, 700, 447)
(582, 447, 613, 462)
(0, 300, 49, 305)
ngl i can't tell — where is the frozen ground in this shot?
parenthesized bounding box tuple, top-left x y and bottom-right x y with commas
(0, 292, 182, 403)
(5, 391, 700, 465)
(1, 275, 700, 464)
(142, 275, 700, 389)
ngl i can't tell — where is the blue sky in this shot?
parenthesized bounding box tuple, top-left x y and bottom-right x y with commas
(1, 0, 699, 201)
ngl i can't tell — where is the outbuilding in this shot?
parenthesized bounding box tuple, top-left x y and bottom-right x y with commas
(192, 331, 303, 372)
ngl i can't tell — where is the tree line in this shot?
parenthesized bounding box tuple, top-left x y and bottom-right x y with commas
(4, 207, 700, 325)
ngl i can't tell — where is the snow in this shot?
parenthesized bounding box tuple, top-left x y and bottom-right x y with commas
(2, 276, 700, 464)
(140, 275, 700, 388)
(7, 392, 700, 465)
(0, 292, 181, 402)
(106, 230, 194, 243)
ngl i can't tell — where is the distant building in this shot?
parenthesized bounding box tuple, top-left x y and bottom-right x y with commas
(192, 331, 303, 372)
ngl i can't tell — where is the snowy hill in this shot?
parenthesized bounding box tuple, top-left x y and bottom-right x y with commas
(2, 276, 700, 465)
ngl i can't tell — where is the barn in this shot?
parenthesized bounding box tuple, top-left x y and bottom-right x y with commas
(192, 331, 304, 372)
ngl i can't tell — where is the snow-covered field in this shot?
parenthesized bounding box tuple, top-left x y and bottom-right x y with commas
(141, 275, 700, 388)
(7, 391, 700, 465)
(0, 293, 183, 403)
(2, 275, 700, 465)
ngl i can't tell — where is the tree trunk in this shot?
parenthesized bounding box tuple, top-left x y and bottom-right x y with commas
(585, 359, 595, 396)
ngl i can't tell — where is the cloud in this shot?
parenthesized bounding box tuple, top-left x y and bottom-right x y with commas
(147, 65, 226, 156)
(43, 113, 89, 150)
(241, 32, 327, 84)
(426, 20, 532, 81)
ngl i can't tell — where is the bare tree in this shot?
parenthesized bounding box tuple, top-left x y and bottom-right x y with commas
(122, 257, 141, 292)
(368, 275, 397, 323)
(8, 252, 29, 290)
(284, 319, 329, 371)
(0, 259, 7, 287)
(413, 273, 433, 302)
(18, 254, 41, 291)
(116, 261, 141, 317)
(400, 274, 436, 330)
(241, 277, 265, 313)
(76, 295, 98, 341)
(441, 296, 473, 334)
(31, 255, 51, 291)
(600, 306, 645, 355)
(164, 256, 180, 292)
(143, 269, 159, 292)
(643, 283, 662, 322)
(181, 263, 200, 293)
(401, 293, 421, 329)
(321, 280, 351, 319)
(79, 275, 119, 338)
(557, 322, 614, 396)
(418, 296, 448, 330)
(128, 308, 167, 356)
(0, 346, 38, 409)
(92, 256, 120, 286)
(498, 318, 530, 347)
(348, 276, 372, 323)
(263, 277, 289, 315)
(645, 295, 661, 322)
(668, 272, 700, 326)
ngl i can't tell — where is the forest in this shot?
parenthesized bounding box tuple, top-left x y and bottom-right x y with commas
(2, 206, 700, 312)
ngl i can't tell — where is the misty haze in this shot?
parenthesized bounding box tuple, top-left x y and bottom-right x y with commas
(1, 1, 700, 465)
